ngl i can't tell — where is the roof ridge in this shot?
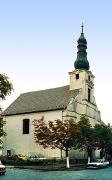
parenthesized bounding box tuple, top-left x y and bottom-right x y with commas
(20, 85, 69, 95)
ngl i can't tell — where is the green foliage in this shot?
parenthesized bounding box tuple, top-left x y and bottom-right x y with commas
(0, 116, 6, 147)
(75, 115, 94, 151)
(0, 116, 6, 136)
(0, 74, 13, 100)
(32, 117, 78, 156)
(93, 124, 112, 157)
(32, 115, 112, 159)
(0, 73, 13, 146)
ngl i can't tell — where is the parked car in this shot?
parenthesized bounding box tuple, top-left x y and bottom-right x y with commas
(0, 160, 6, 175)
(28, 155, 47, 161)
(87, 159, 109, 168)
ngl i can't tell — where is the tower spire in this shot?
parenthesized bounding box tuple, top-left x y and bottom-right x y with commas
(81, 23, 84, 34)
(74, 25, 90, 70)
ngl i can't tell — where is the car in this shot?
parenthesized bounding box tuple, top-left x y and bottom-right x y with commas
(87, 159, 109, 168)
(0, 160, 6, 175)
(28, 155, 47, 161)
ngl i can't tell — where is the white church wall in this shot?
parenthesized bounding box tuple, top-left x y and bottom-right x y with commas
(3, 110, 63, 157)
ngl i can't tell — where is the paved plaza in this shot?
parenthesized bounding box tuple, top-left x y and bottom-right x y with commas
(1, 167, 112, 180)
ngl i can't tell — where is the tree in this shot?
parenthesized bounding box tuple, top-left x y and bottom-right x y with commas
(0, 115, 6, 148)
(0, 74, 13, 100)
(75, 116, 112, 162)
(0, 73, 13, 147)
(33, 115, 112, 167)
(32, 117, 78, 168)
(75, 115, 95, 162)
(94, 124, 112, 160)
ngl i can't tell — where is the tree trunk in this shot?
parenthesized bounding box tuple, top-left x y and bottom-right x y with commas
(87, 148, 92, 162)
(66, 149, 70, 168)
(60, 148, 63, 159)
(88, 156, 90, 163)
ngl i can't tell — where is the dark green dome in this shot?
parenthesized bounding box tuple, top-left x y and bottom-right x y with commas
(74, 25, 90, 70)
(74, 57, 89, 70)
(77, 33, 87, 44)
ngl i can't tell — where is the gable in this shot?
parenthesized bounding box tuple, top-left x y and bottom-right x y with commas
(3, 85, 79, 116)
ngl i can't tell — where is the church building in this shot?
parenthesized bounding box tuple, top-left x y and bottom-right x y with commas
(2, 26, 103, 158)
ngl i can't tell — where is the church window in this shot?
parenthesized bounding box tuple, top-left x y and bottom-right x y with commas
(88, 88, 91, 102)
(23, 119, 30, 134)
(76, 74, 79, 79)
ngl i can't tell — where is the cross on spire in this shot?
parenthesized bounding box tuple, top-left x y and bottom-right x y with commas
(81, 23, 84, 34)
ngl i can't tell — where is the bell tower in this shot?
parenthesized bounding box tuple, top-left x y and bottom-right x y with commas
(69, 25, 95, 104)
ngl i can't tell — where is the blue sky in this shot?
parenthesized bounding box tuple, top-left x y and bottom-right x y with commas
(0, 0, 112, 124)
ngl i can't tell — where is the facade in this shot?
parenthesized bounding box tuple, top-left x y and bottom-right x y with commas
(2, 26, 103, 158)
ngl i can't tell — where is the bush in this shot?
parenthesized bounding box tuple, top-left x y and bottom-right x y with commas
(0, 156, 88, 166)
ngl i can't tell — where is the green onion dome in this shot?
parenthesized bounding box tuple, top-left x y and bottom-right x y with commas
(74, 25, 90, 70)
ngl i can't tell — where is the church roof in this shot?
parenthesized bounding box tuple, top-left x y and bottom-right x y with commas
(3, 85, 79, 116)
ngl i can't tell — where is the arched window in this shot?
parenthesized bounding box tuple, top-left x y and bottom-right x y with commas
(23, 119, 30, 134)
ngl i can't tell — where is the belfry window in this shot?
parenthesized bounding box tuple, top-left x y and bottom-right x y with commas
(88, 88, 91, 102)
(76, 74, 79, 80)
(88, 75, 90, 81)
(23, 119, 30, 134)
